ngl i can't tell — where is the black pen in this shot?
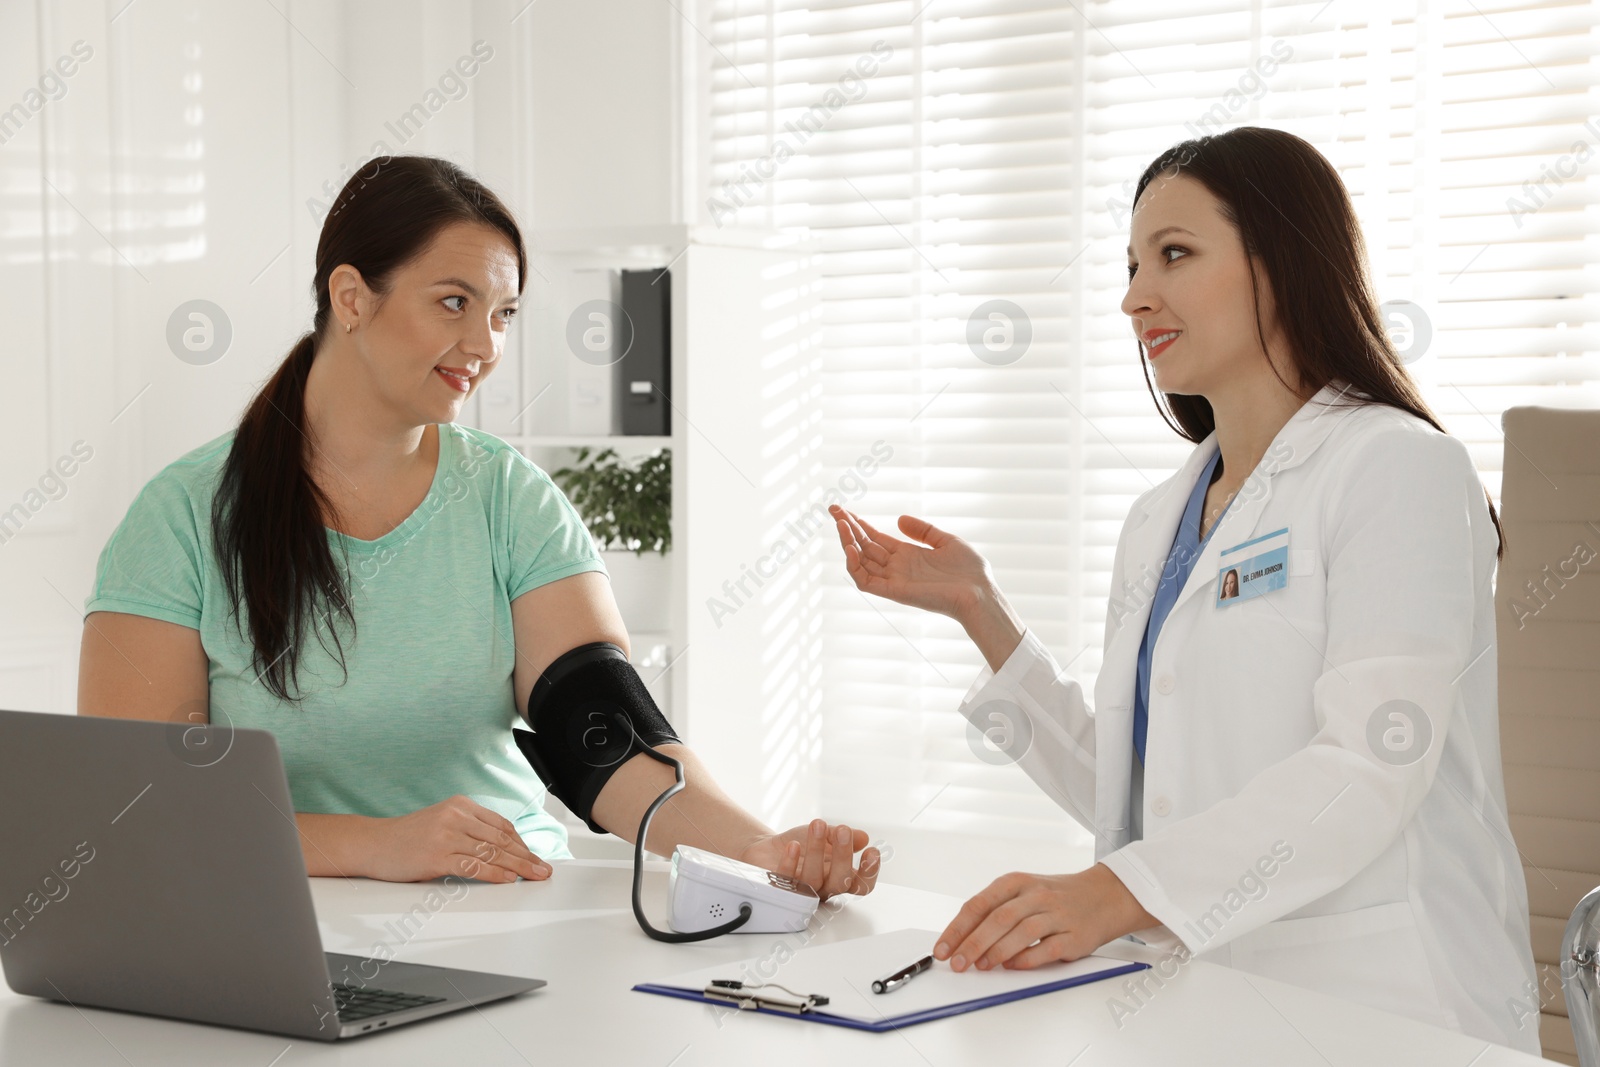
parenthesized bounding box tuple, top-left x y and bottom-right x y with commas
(872, 954, 933, 994)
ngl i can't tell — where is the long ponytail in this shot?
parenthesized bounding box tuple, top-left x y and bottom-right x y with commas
(213, 328, 357, 701)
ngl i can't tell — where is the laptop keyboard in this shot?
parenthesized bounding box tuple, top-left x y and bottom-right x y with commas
(332, 981, 447, 1021)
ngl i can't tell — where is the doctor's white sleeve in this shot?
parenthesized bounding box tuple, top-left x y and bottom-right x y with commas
(955, 627, 1100, 842)
(1097, 425, 1485, 956)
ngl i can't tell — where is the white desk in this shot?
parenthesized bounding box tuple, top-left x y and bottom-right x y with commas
(0, 859, 1552, 1065)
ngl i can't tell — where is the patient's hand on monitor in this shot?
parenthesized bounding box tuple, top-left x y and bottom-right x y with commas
(738, 819, 881, 901)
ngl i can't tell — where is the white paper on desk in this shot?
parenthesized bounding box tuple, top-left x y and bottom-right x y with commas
(638, 927, 1142, 1026)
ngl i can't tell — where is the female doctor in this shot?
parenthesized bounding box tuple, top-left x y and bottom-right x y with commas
(831, 127, 1540, 1055)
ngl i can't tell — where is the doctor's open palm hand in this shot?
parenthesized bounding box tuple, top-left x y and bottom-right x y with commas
(829, 505, 995, 621)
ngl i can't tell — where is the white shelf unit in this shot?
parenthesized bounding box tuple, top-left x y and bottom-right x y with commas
(457, 225, 827, 843)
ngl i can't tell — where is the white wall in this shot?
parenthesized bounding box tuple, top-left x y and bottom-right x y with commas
(0, 4, 100, 711)
(520, 0, 679, 229)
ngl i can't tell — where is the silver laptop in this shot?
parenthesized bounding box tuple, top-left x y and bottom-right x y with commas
(0, 708, 543, 1041)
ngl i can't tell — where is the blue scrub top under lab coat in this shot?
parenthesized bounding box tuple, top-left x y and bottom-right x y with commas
(1133, 446, 1231, 766)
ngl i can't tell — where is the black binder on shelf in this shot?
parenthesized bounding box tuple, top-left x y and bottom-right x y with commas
(618, 267, 671, 436)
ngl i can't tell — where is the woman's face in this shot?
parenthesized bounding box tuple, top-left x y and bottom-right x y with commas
(1121, 171, 1286, 398)
(336, 221, 521, 425)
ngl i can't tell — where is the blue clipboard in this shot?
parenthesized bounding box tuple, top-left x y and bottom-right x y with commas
(632, 927, 1150, 1032)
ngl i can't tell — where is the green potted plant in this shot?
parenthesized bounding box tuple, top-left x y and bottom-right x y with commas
(552, 447, 672, 630)
(551, 446, 671, 554)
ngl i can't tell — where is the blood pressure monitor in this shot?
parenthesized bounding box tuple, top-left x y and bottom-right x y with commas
(666, 845, 821, 934)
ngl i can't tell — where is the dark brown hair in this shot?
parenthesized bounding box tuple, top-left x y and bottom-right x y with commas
(1130, 126, 1503, 559)
(213, 156, 527, 703)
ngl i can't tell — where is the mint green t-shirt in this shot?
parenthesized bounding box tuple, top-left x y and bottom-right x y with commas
(84, 421, 609, 862)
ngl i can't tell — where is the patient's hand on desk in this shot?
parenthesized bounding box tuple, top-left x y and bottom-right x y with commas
(364, 795, 553, 884)
(738, 819, 881, 902)
(933, 864, 1156, 972)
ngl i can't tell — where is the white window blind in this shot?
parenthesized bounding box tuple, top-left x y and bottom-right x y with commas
(700, 0, 1600, 845)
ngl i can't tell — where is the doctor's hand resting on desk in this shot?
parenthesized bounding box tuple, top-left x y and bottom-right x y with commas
(828, 505, 1154, 968)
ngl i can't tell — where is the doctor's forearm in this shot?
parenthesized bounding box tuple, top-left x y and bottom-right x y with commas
(960, 581, 1027, 673)
(590, 743, 772, 858)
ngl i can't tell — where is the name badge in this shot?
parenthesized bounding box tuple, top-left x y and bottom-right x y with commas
(1216, 526, 1289, 607)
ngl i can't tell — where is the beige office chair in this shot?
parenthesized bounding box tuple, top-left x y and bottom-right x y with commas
(1497, 405, 1600, 1066)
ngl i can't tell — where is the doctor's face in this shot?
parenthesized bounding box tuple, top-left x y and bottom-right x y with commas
(1121, 172, 1289, 399)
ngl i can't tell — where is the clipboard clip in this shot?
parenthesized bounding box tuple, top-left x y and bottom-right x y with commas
(704, 979, 830, 1015)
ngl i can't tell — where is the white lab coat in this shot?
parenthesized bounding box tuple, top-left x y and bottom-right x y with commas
(959, 380, 1540, 1054)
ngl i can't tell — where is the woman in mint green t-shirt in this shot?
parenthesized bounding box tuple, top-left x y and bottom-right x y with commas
(79, 155, 880, 902)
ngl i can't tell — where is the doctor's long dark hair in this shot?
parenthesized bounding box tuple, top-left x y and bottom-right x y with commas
(212, 156, 527, 704)
(1131, 126, 1505, 560)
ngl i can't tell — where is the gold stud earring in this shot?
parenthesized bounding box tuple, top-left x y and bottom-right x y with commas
(345, 322, 352, 333)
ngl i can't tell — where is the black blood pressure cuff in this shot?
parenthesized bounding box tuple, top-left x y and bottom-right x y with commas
(511, 641, 681, 834)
